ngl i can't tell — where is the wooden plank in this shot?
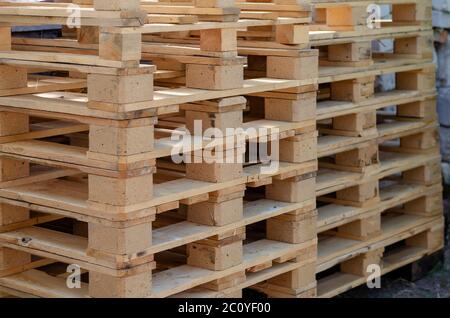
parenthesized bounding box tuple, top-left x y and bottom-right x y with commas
(151, 238, 316, 297)
(316, 151, 440, 196)
(317, 245, 429, 298)
(0, 270, 87, 298)
(317, 90, 433, 121)
(0, 121, 88, 144)
(0, 76, 86, 97)
(0, 51, 137, 68)
(0, 160, 315, 218)
(152, 199, 315, 254)
(0, 92, 174, 121)
(319, 59, 433, 84)
(317, 182, 442, 233)
(0, 166, 79, 189)
(0, 226, 153, 274)
(317, 215, 443, 273)
(130, 17, 313, 34)
(0, 78, 315, 113)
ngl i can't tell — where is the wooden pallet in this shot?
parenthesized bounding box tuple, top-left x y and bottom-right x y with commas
(0, 0, 306, 25)
(316, 213, 444, 298)
(0, 100, 319, 297)
(0, 0, 444, 299)
(315, 33, 432, 69)
(250, 150, 444, 298)
(0, 0, 321, 298)
(317, 148, 442, 235)
(317, 60, 435, 153)
(316, 88, 441, 243)
(311, 0, 431, 32)
(162, 148, 444, 297)
(0, 0, 315, 104)
(0, 189, 318, 298)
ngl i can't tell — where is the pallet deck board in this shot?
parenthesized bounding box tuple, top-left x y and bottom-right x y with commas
(0, 238, 315, 299)
(151, 238, 316, 298)
(0, 269, 88, 298)
(317, 245, 430, 297)
(318, 121, 438, 158)
(318, 59, 433, 84)
(152, 199, 315, 254)
(316, 90, 434, 121)
(316, 151, 440, 196)
(0, 78, 316, 113)
(318, 182, 442, 233)
(317, 214, 443, 273)
(0, 160, 316, 220)
(0, 76, 86, 97)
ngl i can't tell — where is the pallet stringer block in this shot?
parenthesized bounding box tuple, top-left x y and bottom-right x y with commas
(188, 227, 245, 271)
(187, 227, 245, 296)
(324, 5, 368, 28)
(340, 247, 384, 278)
(0, 27, 11, 51)
(325, 41, 372, 66)
(0, 112, 31, 280)
(335, 180, 380, 208)
(84, 116, 156, 297)
(402, 160, 442, 186)
(183, 96, 247, 184)
(77, 26, 100, 45)
(187, 186, 245, 226)
(323, 141, 380, 174)
(263, 168, 317, 297)
(265, 49, 318, 173)
(332, 207, 381, 241)
(331, 76, 375, 104)
(399, 130, 439, 154)
(392, 2, 432, 25)
(183, 97, 246, 135)
(396, 66, 436, 93)
(397, 98, 436, 121)
(405, 222, 445, 254)
(87, 70, 154, 112)
(267, 50, 318, 81)
(259, 239, 318, 298)
(186, 28, 244, 90)
(81, 23, 157, 295)
(393, 34, 433, 59)
(86, 120, 156, 297)
(275, 24, 309, 46)
(323, 110, 377, 138)
(184, 119, 246, 293)
(0, 29, 28, 95)
(400, 190, 443, 218)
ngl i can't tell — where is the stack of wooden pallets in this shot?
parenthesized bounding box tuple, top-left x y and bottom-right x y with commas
(306, 0, 445, 297)
(0, 0, 444, 299)
(146, 0, 445, 298)
(0, 0, 320, 298)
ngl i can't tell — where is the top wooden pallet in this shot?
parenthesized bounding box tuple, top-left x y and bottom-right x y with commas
(311, 0, 431, 32)
(0, 0, 312, 30)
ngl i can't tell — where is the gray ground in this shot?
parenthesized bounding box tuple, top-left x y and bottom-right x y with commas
(340, 198, 450, 298)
